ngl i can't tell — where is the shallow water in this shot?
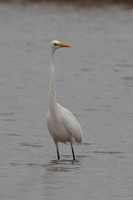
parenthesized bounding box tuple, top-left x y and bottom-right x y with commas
(0, 2, 133, 200)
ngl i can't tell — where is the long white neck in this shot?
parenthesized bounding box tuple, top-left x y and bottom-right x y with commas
(49, 50, 57, 115)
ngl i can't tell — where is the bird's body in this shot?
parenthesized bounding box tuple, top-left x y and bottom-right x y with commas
(47, 40, 83, 160)
(47, 103, 82, 144)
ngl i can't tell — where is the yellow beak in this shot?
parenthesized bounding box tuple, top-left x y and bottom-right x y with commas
(58, 43, 71, 47)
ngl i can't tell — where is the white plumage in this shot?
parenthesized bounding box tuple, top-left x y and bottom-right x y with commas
(47, 40, 83, 160)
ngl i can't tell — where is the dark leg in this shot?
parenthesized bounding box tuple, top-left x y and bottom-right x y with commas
(70, 142, 75, 160)
(55, 142, 60, 160)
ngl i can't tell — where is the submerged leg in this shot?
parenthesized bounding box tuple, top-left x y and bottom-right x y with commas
(55, 142, 60, 160)
(70, 142, 75, 160)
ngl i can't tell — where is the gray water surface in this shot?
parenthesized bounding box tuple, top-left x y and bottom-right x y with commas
(0, 3, 133, 200)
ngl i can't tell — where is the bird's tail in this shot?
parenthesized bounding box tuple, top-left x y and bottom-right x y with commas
(75, 136, 82, 144)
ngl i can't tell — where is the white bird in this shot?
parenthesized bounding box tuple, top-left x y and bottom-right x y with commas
(47, 40, 83, 160)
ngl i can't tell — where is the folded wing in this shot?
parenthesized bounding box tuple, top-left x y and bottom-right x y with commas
(58, 104, 83, 144)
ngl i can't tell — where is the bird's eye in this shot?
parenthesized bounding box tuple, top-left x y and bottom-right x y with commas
(54, 43, 57, 46)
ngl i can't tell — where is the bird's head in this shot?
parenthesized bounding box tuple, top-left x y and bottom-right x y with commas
(51, 40, 70, 52)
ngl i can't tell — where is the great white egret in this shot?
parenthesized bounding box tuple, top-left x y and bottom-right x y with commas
(47, 40, 83, 160)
